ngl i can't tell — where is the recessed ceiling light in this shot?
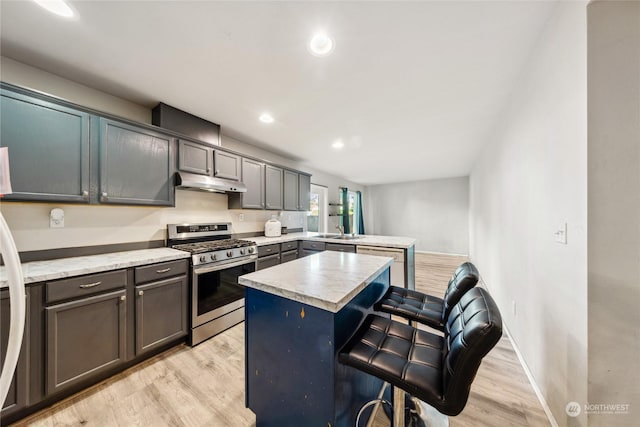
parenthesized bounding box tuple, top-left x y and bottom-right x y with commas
(259, 113, 274, 124)
(309, 32, 334, 57)
(331, 140, 344, 149)
(33, 0, 75, 18)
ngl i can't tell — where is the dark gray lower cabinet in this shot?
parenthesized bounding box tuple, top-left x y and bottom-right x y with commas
(325, 243, 356, 253)
(46, 289, 126, 395)
(135, 276, 188, 356)
(280, 249, 298, 263)
(1, 290, 29, 417)
(257, 254, 280, 270)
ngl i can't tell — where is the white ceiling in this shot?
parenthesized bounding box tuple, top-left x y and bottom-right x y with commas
(0, 1, 556, 185)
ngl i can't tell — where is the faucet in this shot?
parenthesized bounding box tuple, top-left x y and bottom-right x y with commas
(336, 225, 345, 237)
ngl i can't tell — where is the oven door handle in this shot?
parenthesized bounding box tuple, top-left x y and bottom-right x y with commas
(193, 256, 258, 275)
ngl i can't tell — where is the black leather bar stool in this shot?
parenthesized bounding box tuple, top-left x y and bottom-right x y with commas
(339, 287, 502, 427)
(375, 262, 480, 331)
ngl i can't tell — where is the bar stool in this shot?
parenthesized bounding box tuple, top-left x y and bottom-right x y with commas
(375, 262, 479, 331)
(339, 287, 502, 427)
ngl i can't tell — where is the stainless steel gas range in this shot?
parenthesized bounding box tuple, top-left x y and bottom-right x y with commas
(168, 222, 257, 346)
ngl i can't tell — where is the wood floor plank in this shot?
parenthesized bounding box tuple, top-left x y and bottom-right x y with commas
(10, 252, 550, 427)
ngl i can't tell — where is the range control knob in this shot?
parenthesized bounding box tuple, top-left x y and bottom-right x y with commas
(210, 254, 216, 261)
(240, 249, 246, 255)
(199, 255, 206, 263)
(227, 251, 233, 258)
(247, 247, 255, 254)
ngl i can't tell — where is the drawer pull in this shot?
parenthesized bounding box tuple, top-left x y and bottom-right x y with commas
(79, 281, 102, 289)
(156, 268, 172, 274)
(120, 295, 126, 301)
(138, 290, 144, 296)
(266, 248, 272, 252)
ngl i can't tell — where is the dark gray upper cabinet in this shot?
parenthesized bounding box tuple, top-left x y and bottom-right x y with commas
(214, 150, 240, 181)
(265, 165, 283, 210)
(283, 170, 299, 211)
(99, 119, 174, 206)
(1, 290, 29, 417)
(0, 87, 91, 203)
(229, 157, 264, 209)
(178, 140, 212, 176)
(298, 173, 311, 211)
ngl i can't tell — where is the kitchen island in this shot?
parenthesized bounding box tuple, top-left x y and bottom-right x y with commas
(239, 251, 393, 427)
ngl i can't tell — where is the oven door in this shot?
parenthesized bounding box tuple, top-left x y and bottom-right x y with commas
(192, 256, 257, 327)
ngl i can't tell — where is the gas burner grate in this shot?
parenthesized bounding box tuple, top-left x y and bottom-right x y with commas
(172, 239, 255, 254)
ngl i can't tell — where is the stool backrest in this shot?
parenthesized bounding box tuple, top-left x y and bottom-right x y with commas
(441, 262, 480, 321)
(441, 287, 502, 415)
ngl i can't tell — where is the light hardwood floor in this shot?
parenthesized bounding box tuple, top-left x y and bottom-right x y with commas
(10, 253, 550, 427)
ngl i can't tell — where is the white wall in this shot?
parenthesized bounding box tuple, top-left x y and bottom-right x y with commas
(469, 3, 588, 426)
(365, 177, 468, 254)
(587, 2, 640, 426)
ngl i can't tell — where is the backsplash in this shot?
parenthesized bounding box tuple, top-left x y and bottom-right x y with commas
(0, 190, 307, 252)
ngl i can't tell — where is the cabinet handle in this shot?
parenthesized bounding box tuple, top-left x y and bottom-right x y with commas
(138, 290, 144, 296)
(156, 268, 171, 273)
(215, 170, 219, 175)
(120, 295, 126, 301)
(79, 281, 101, 289)
(82, 190, 89, 199)
(101, 192, 108, 199)
(266, 248, 272, 252)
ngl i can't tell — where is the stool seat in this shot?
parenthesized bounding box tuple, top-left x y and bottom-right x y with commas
(339, 315, 445, 404)
(340, 287, 502, 417)
(375, 262, 480, 331)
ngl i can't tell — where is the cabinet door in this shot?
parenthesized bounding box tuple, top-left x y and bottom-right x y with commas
(99, 119, 174, 206)
(214, 150, 240, 181)
(46, 290, 126, 396)
(0, 88, 90, 203)
(298, 174, 311, 211)
(241, 158, 265, 209)
(178, 140, 211, 176)
(0, 290, 28, 416)
(280, 250, 298, 264)
(265, 165, 283, 210)
(135, 276, 188, 356)
(283, 170, 299, 211)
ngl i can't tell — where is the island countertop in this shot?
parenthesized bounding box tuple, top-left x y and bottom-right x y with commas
(239, 250, 393, 313)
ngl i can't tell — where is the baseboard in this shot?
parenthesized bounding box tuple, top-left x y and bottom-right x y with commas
(502, 325, 559, 427)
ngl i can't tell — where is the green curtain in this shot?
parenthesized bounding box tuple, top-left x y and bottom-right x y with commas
(340, 187, 350, 234)
(356, 191, 365, 235)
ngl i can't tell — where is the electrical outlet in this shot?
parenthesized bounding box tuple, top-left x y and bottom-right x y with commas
(50, 208, 64, 228)
(554, 222, 567, 244)
(239, 213, 244, 222)
(512, 300, 517, 316)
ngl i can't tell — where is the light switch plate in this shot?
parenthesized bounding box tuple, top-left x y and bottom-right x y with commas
(554, 222, 567, 244)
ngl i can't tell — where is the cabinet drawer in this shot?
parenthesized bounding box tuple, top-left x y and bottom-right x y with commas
(280, 241, 297, 252)
(257, 254, 280, 270)
(135, 260, 188, 284)
(280, 249, 298, 264)
(302, 241, 326, 251)
(258, 244, 280, 257)
(325, 243, 356, 253)
(46, 270, 126, 304)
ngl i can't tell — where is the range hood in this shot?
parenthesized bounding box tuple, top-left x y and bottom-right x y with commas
(176, 172, 247, 193)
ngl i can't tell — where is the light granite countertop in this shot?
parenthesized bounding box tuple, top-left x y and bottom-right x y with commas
(239, 251, 393, 313)
(249, 232, 416, 249)
(0, 248, 190, 289)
